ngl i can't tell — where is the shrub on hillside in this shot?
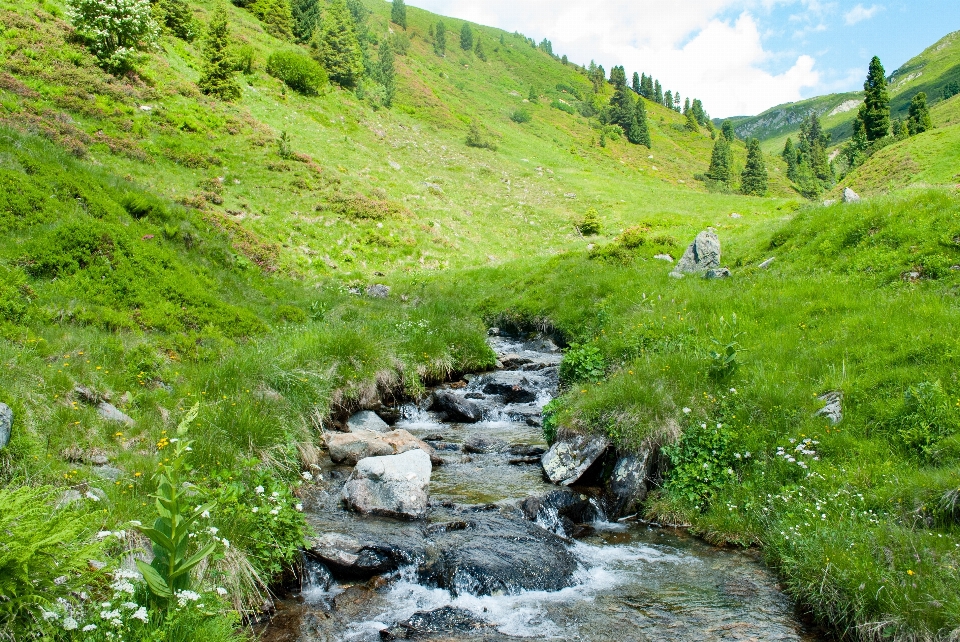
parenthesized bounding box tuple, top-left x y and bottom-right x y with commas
(267, 50, 328, 95)
(576, 209, 601, 236)
(893, 381, 960, 460)
(465, 122, 497, 151)
(509, 108, 531, 124)
(559, 342, 606, 385)
(67, 0, 159, 73)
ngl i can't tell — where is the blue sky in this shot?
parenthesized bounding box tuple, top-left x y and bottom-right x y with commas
(404, 1, 960, 117)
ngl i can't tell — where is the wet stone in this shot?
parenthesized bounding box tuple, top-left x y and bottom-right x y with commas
(463, 436, 506, 454)
(431, 390, 482, 423)
(380, 606, 491, 640)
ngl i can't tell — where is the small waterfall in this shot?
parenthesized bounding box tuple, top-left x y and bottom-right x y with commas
(301, 558, 339, 604)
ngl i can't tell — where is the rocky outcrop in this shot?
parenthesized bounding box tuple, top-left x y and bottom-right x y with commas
(346, 410, 389, 433)
(325, 429, 440, 466)
(842, 188, 861, 203)
(704, 268, 731, 279)
(366, 284, 391, 298)
(341, 449, 432, 520)
(379, 606, 491, 640)
(480, 371, 542, 403)
(306, 527, 425, 580)
(815, 391, 843, 425)
(541, 433, 609, 485)
(670, 228, 721, 278)
(520, 489, 604, 537)
(462, 435, 506, 454)
(608, 450, 656, 517)
(0, 402, 11, 449)
(418, 514, 579, 595)
(431, 390, 482, 423)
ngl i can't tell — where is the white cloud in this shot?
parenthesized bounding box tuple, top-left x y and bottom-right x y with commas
(844, 4, 882, 25)
(405, 1, 819, 117)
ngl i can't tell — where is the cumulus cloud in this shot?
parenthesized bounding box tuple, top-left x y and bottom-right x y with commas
(407, 1, 820, 117)
(844, 4, 882, 25)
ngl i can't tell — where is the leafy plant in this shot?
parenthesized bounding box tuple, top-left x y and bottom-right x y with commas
(559, 342, 606, 385)
(662, 415, 736, 510)
(541, 398, 560, 444)
(509, 108, 531, 124)
(135, 405, 218, 607)
(465, 121, 497, 151)
(893, 380, 960, 460)
(266, 50, 328, 95)
(707, 315, 744, 382)
(576, 209, 601, 236)
(67, 0, 159, 72)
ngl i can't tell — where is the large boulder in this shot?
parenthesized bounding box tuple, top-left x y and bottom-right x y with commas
(480, 371, 541, 403)
(96, 402, 134, 426)
(670, 228, 721, 277)
(307, 533, 405, 580)
(520, 489, 604, 537)
(379, 607, 491, 640)
(0, 402, 11, 449)
(341, 449, 432, 520)
(346, 410, 389, 433)
(325, 429, 439, 466)
(607, 450, 656, 517)
(418, 514, 579, 595)
(541, 433, 609, 486)
(431, 390, 482, 423)
(842, 188, 861, 203)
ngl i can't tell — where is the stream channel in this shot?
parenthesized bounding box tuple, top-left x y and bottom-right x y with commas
(261, 333, 824, 642)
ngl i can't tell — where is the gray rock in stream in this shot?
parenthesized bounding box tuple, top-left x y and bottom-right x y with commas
(520, 489, 604, 538)
(380, 606, 492, 640)
(0, 402, 12, 449)
(431, 390, 482, 423)
(541, 433, 610, 485)
(419, 514, 579, 596)
(608, 450, 656, 517)
(307, 527, 425, 580)
(346, 410, 390, 433)
(670, 228, 721, 278)
(480, 371, 540, 403)
(342, 449, 432, 520)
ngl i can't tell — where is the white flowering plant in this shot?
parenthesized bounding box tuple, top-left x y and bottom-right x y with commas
(66, 0, 159, 73)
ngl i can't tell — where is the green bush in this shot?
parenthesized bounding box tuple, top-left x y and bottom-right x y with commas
(266, 50, 328, 95)
(509, 108, 531, 124)
(559, 342, 606, 385)
(550, 99, 575, 114)
(893, 381, 960, 460)
(66, 0, 159, 72)
(576, 209, 601, 236)
(662, 408, 738, 510)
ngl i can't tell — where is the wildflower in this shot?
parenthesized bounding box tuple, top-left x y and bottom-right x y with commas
(176, 590, 201, 607)
(251, 507, 259, 513)
(201, 510, 210, 519)
(744, 452, 751, 458)
(907, 570, 915, 576)
(729, 388, 737, 394)
(682, 407, 691, 414)
(63, 616, 78, 631)
(271, 491, 280, 498)
(83, 624, 97, 632)
(97, 531, 113, 539)
(216, 587, 228, 597)
(208, 526, 219, 535)
(42, 611, 58, 621)
(255, 485, 265, 495)
(222, 538, 230, 549)
(111, 578, 135, 595)
(302, 471, 314, 481)
(131, 607, 148, 622)
(122, 602, 138, 610)
(269, 509, 279, 515)
(295, 503, 303, 512)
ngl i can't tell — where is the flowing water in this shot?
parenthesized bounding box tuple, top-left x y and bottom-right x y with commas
(261, 334, 824, 642)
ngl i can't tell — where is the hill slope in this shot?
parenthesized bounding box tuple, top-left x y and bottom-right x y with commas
(732, 30, 960, 152)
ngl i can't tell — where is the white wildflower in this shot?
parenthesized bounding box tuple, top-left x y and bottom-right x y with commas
(221, 538, 230, 549)
(201, 510, 210, 519)
(42, 611, 58, 621)
(122, 602, 139, 610)
(269, 509, 279, 515)
(132, 607, 148, 623)
(744, 452, 751, 458)
(251, 507, 258, 513)
(729, 388, 737, 394)
(301, 471, 313, 481)
(271, 491, 279, 498)
(295, 503, 303, 512)
(111, 579, 135, 595)
(255, 485, 264, 495)
(96, 531, 113, 539)
(63, 616, 78, 631)
(85, 492, 101, 502)
(208, 527, 219, 536)
(176, 590, 201, 607)
(83, 624, 97, 632)
(216, 587, 228, 597)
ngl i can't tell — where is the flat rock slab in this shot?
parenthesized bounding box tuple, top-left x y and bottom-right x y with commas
(325, 429, 439, 466)
(347, 410, 390, 433)
(541, 433, 610, 485)
(0, 402, 11, 449)
(418, 514, 579, 596)
(342, 449, 432, 520)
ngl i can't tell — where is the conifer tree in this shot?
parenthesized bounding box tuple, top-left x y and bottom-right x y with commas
(474, 36, 486, 62)
(250, 0, 292, 40)
(891, 118, 907, 140)
(434, 20, 446, 56)
(691, 99, 706, 125)
(528, 85, 538, 102)
(741, 138, 767, 196)
(782, 137, 798, 180)
(707, 136, 731, 184)
(561, 54, 568, 65)
(198, 4, 240, 101)
(376, 38, 395, 108)
(721, 120, 736, 141)
(857, 56, 890, 141)
(663, 90, 672, 109)
(460, 22, 473, 51)
(907, 91, 932, 135)
(292, 0, 320, 43)
(674, 93, 681, 112)
(642, 74, 653, 99)
(633, 72, 641, 95)
(630, 95, 650, 147)
(843, 118, 868, 169)
(312, 0, 363, 87)
(653, 80, 662, 105)
(390, 0, 406, 29)
(685, 108, 699, 133)
(683, 97, 691, 115)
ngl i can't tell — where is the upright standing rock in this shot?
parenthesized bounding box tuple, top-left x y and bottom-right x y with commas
(670, 228, 721, 277)
(842, 188, 861, 203)
(0, 403, 12, 449)
(541, 433, 609, 486)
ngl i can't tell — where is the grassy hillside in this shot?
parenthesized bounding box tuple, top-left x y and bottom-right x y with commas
(734, 30, 960, 152)
(1, 1, 959, 641)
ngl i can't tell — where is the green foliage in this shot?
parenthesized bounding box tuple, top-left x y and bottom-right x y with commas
(907, 91, 932, 135)
(0, 486, 106, 635)
(433, 20, 446, 56)
(576, 208, 601, 235)
(707, 315, 744, 381)
(465, 121, 497, 151)
(198, 5, 241, 101)
(721, 120, 736, 141)
(390, 0, 407, 29)
(891, 381, 960, 460)
(684, 109, 700, 133)
(375, 39, 396, 108)
(134, 405, 219, 606)
(311, 0, 363, 88)
(662, 414, 737, 510)
(153, 0, 197, 41)
(67, 0, 159, 73)
(291, 0, 320, 42)
(858, 56, 891, 141)
(474, 36, 487, 62)
(943, 81, 960, 101)
(208, 463, 309, 578)
(541, 398, 560, 444)
(740, 138, 768, 196)
(509, 108, 531, 124)
(559, 342, 606, 386)
(459, 22, 473, 51)
(267, 50, 328, 95)
(249, 0, 293, 40)
(706, 136, 731, 184)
